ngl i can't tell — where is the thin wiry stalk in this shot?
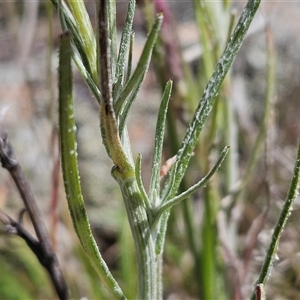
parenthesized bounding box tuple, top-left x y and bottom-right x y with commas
(0, 126, 70, 300)
(251, 140, 300, 300)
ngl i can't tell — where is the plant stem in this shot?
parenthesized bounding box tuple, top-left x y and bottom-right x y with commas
(112, 174, 159, 299)
(98, 1, 161, 298)
(202, 185, 215, 299)
(251, 140, 300, 300)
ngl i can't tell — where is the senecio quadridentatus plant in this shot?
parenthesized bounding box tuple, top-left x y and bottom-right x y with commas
(53, 0, 264, 299)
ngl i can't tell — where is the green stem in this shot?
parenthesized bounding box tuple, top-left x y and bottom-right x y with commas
(251, 140, 300, 300)
(202, 185, 215, 300)
(98, 1, 161, 298)
(112, 173, 160, 299)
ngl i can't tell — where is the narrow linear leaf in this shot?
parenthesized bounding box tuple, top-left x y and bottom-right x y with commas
(116, 0, 136, 83)
(155, 210, 170, 254)
(149, 80, 173, 204)
(58, 5, 101, 103)
(135, 153, 151, 211)
(58, 32, 125, 300)
(164, 0, 261, 200)
(54, 2, 101, 104)
(155, 146, 229, 220)
(117, 16, 163, 134)
(52, 0, 93, 80)
(107, 0, 117, 82)
(118, 73, 144, 135)
(251, 140, 300, 300)
(67, 0, 97, 82)
(113, 0, 136, 102)
(72, 48, 102, 103)
(126, 31, 135, 83)
(115, 14, 163, 116)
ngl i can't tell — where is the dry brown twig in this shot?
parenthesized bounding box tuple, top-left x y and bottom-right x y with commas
(0, 125, 69, 300)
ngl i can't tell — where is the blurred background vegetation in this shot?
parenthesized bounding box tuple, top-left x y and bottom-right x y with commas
(0, 1, 300, 299)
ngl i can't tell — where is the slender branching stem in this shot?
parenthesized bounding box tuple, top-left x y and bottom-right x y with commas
(98, 1, 160, 298)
